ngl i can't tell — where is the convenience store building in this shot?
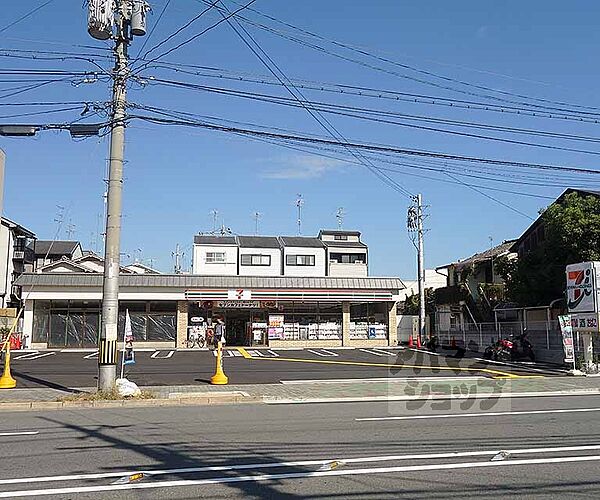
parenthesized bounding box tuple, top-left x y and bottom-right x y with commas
(17, 273, 404, 349)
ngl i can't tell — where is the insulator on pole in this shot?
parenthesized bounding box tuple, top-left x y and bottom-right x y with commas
(88, 0, 115, 40)
(131, 0, 149, 36)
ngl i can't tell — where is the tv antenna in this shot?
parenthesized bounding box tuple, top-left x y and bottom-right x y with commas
(336, 207, 346, 229)
(295, 194, 304, 235)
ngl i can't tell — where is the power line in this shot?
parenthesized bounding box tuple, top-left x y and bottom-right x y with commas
(134, 0, 173, 59)
(0, 0, 56, 34)
(129, 112, 600, 176)
(221, 0, 600, 115)
(213, 1, 413, 199)
(135, 0, 258, 73)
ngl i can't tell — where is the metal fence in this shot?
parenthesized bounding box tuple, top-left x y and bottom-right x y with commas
(437, 321, 565, 364)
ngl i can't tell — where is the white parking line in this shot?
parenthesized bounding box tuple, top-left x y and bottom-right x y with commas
(356, 407, 600, 421)
(13, 352, 55, 361)
(266, 350, 280, 357)
(307, 349, 339, 357)
(150, 350, 174, 359)
(3, 454, 600, 497)
(213, 350, 243, 357)
(83, 351, 98, 359)
(246, 350, 264, 357)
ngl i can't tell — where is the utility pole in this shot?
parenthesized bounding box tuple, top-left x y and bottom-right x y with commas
(88, 0, 148, 390)
(408, 194, 426, 344)
(172, 243, 184, 274)
(296, 194, 304, 235)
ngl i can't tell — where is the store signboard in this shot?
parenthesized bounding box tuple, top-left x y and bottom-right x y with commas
(558, 315, 575, 364)
(569, 312, 599, 333)
(227, 289, 252, 300)
(216, 300, 261, 309)
(268, 327, 284, 340)
(566, 262, 598, 313)
(269, 315, 284, 327)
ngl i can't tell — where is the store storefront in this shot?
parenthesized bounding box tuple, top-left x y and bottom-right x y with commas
(16, 273, 404, 349)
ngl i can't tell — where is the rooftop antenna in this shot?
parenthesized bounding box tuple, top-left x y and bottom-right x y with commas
(210, 209, 219, 233)
(54, 205, 65, 237)
(336, 207, 346, 229)
(489, 235, 494, 249)
(65, 219, 76, 239)
(296, 194, 304, 235)
(172, 243, 184, 274)
(133, 248, 142, 263)
(253, 211, 262, 236)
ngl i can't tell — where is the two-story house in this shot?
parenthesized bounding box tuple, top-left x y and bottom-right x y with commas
(319, 230, 368, 277)
(34, 240, 83, 269)
(280, 236, 327, 277)
(0, 217, 36, 309)
(192, 236, 238, 275)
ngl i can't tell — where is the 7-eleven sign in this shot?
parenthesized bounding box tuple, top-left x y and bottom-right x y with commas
(228, 289, 252, 300)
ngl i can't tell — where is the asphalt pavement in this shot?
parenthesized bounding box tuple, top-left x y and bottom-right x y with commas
(1, 394, 599, 498)
(7, 346, 567, 390)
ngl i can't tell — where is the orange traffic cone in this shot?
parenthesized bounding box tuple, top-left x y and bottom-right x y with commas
(416, 335, 422, 348)
(408, 335, 413, 348)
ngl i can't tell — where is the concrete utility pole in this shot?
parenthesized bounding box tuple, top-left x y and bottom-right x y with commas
(98, 1, 129, 391)
(416, 194, 426, 344)
(408, 194, 426, 344)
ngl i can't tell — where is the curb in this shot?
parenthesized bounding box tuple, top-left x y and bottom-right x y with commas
(0, 394, 263, 412)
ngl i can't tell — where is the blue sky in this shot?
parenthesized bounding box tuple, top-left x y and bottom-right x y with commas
(2, 1, 600, 277)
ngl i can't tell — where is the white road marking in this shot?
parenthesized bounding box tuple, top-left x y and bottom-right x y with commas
(3, 444, 600, 486)
(265, 389, 600, 404)
(356, 407, 600, 421)
(13, 352, 55, 361)
(280, 376, 486, 385)
(83, 351, 98, 359)
(3, 454, 600, 497)
(266, 350, 280, 357)
(150, 350, 174, 359)
(246, 350, 264, 357)
(307, 349, 339, 357)
(0, 431, 39, 437)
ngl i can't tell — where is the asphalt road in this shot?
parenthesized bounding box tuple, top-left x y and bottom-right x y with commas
(7, 347, 564, 389)
(0, 394, 599, 498)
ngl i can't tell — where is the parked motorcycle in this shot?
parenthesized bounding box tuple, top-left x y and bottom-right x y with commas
(483, 333, 535, 362)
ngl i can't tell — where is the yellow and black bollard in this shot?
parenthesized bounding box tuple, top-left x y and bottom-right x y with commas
(0, 340, 16, 389)
(210, 341, 229, 385)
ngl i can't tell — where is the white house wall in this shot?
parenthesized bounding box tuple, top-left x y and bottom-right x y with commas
(192, 245, 238, 275)
(0, 223, 11, 303)
(282, 246, 326, 277)
(238, 247, 282, 276)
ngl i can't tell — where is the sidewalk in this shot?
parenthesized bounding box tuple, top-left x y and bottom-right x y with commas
(0, 375, 598, 411)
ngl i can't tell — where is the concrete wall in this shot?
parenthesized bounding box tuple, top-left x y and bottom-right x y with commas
(328, 262, 368, 277)
(192, 245, 238, 275)
(282, 246, 326, 277)
(238, 247, 282, 276)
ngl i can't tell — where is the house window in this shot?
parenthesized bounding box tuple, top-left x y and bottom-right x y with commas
(329, 253, 366, 264)
(205, 252, 226, 264)
(334, 234, 348, 241)
(286, 254, 315, 266)
(241, 254, 271, 266)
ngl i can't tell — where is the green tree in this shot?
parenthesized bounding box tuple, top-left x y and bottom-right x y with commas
(497, 192, 600, 306)
(403, 288, 436, 315)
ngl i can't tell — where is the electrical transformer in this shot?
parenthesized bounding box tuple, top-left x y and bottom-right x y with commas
(87, 0, 114, 40)
(131, 0, 149, 37)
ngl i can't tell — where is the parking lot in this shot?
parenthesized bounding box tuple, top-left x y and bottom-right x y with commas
(5, 346, 566, 390)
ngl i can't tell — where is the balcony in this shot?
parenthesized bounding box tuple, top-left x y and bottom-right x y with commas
(13, 247, 34, 264)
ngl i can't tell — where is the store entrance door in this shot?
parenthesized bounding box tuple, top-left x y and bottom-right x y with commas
(216, 309, 267, 346)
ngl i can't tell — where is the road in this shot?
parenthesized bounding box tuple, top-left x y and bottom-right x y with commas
(8, 347, 564, 390)
(0, 394, 599, 498)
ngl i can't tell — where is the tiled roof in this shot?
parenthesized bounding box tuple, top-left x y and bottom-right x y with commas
(238, 236, 281, 248)
(279, 236, 325, 248)
(193, 235, 237, 245)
